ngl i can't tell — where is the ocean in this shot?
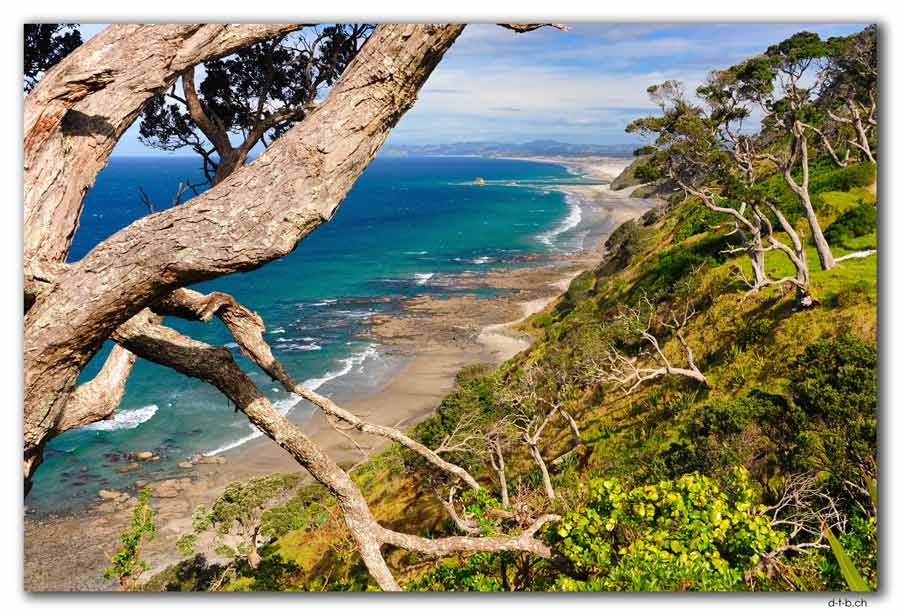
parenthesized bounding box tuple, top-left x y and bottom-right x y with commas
(26, 154, 597, 514)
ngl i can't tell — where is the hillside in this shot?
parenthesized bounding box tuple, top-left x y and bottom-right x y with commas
(146, 157, 877, 593)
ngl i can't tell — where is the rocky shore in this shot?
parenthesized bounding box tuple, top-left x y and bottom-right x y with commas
(24, 157, 656, 592)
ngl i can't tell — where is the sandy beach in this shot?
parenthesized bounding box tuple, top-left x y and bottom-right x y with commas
(24, 156, 656, 591)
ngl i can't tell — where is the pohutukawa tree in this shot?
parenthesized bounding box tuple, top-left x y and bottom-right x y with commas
(138, 25, 375, 190)
(818, 26, 877, 165)
(23, 22, 567, 591)
(714, 31, 875, 272)
(627, 81, 815, 307)
(23, 23, 82, 92)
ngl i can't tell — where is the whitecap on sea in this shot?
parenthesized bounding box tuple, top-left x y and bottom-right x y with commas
(80, 404, 158, 431)
(203, 345, 379, 456)
(536, 193, 584, 248)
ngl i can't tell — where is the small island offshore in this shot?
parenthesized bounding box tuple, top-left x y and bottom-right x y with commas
(23, 23, 877, 596)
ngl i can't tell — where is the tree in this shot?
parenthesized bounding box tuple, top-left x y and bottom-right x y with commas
(628, 80, 816, 307)
(105, 488, 157, 591)
(720, 33, 841, 270)
(578, 273, 708, 394)
(497, 360, 583, 501)
(189, 474, 302, 569)
(24, 24, 82, 92)
(138, 25, 374, 189)
(23, 22, 567, 592)
(818, 26, 878, 165)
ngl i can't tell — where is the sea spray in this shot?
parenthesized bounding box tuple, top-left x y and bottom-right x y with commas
(79, 405, 159, 432)
(536, 192, 585, 249)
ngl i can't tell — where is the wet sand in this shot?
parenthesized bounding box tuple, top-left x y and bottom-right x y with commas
(24, 157, 656, 591)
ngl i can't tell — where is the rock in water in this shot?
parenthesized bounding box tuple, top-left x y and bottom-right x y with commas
(97, 489, 122, 500)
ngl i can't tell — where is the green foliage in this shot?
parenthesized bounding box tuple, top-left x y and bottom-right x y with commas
(788, 336, 877, 494)
(458, 489, 505, 536)
(672, 198, 730, 242)
(549, 468, 784, 591)
(595, 220, 651, 277)
(825, 203, 877, 247)
(105, 488, 157, 591)
(245, 554, 302, 592)
(176, 533, 197, 557)
(260, 496, 329, 538)
(663, 391, 799, 479)
(408, 553, 506, 592)
(810, 162, 877, 194)
(631, 234, 728, 301)
(824, 525, 871, 592)
(407, 364, 496, 468)
(194, 474, 301, 535)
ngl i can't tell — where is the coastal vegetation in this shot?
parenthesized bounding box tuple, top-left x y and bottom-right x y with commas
(139, 26, 877, 593)
(24, 23, 876, 592)
(104, 489, 157, 591)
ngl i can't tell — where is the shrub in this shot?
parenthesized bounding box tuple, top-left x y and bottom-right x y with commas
(663, 391, 799, 478)
(788, 336, 877, 492)
(548, 468, 784, 591)
(406, 365, 497, 469)
(407, 553, 506, 592)
(105, 488, 157, 591)
(790, 336, 876, 430)
(824, 203, 877, 247)
(597, 220, 650, 276)
(810, 162, 877, 194)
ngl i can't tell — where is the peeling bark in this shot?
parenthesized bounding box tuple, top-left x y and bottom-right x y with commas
(24, 24, 305, 265)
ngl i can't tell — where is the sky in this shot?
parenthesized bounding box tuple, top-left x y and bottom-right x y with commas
(85, 23, 867, 154)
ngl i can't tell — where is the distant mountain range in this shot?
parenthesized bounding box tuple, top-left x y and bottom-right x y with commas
(380, 140, 639, 158)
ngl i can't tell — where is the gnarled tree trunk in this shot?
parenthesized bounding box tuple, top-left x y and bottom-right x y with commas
(24, 23, 568, 590)
(24, 24, 305, 266)
(24, 23, 466, 488)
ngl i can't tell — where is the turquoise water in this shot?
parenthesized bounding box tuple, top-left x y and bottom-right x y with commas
(27, 154, 592, 514)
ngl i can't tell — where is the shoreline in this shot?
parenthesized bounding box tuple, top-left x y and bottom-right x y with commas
(24, 155, 656, 591)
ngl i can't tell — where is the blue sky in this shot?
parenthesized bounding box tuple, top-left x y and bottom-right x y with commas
(91, 23, 867, 154)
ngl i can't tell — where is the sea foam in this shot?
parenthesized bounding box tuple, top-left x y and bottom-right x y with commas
(80, 404, 159, 432)
(536, 193, 583, 248)
(203, 345, 379, 456)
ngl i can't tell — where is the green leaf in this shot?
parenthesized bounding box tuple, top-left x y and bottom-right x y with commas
(823, 525, 871, 592)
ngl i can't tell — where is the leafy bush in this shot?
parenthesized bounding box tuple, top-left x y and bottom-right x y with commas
(548, 468, 784, 591)
(596, 220, 651, 276)
(810, 162, 877, 194)
(662, 391, 799, 480)
(260, 495, 329, 538)
(788, 336, 877, 493)
(105, 488, 157, 591)
(629, 234, 728, 301)
(672, 198, 730, 241)
(407, 553, 506, 592)
(824, 203, 877, 247)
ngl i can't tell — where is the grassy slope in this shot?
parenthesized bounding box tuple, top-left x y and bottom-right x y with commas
(148, 160, 877, 592)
